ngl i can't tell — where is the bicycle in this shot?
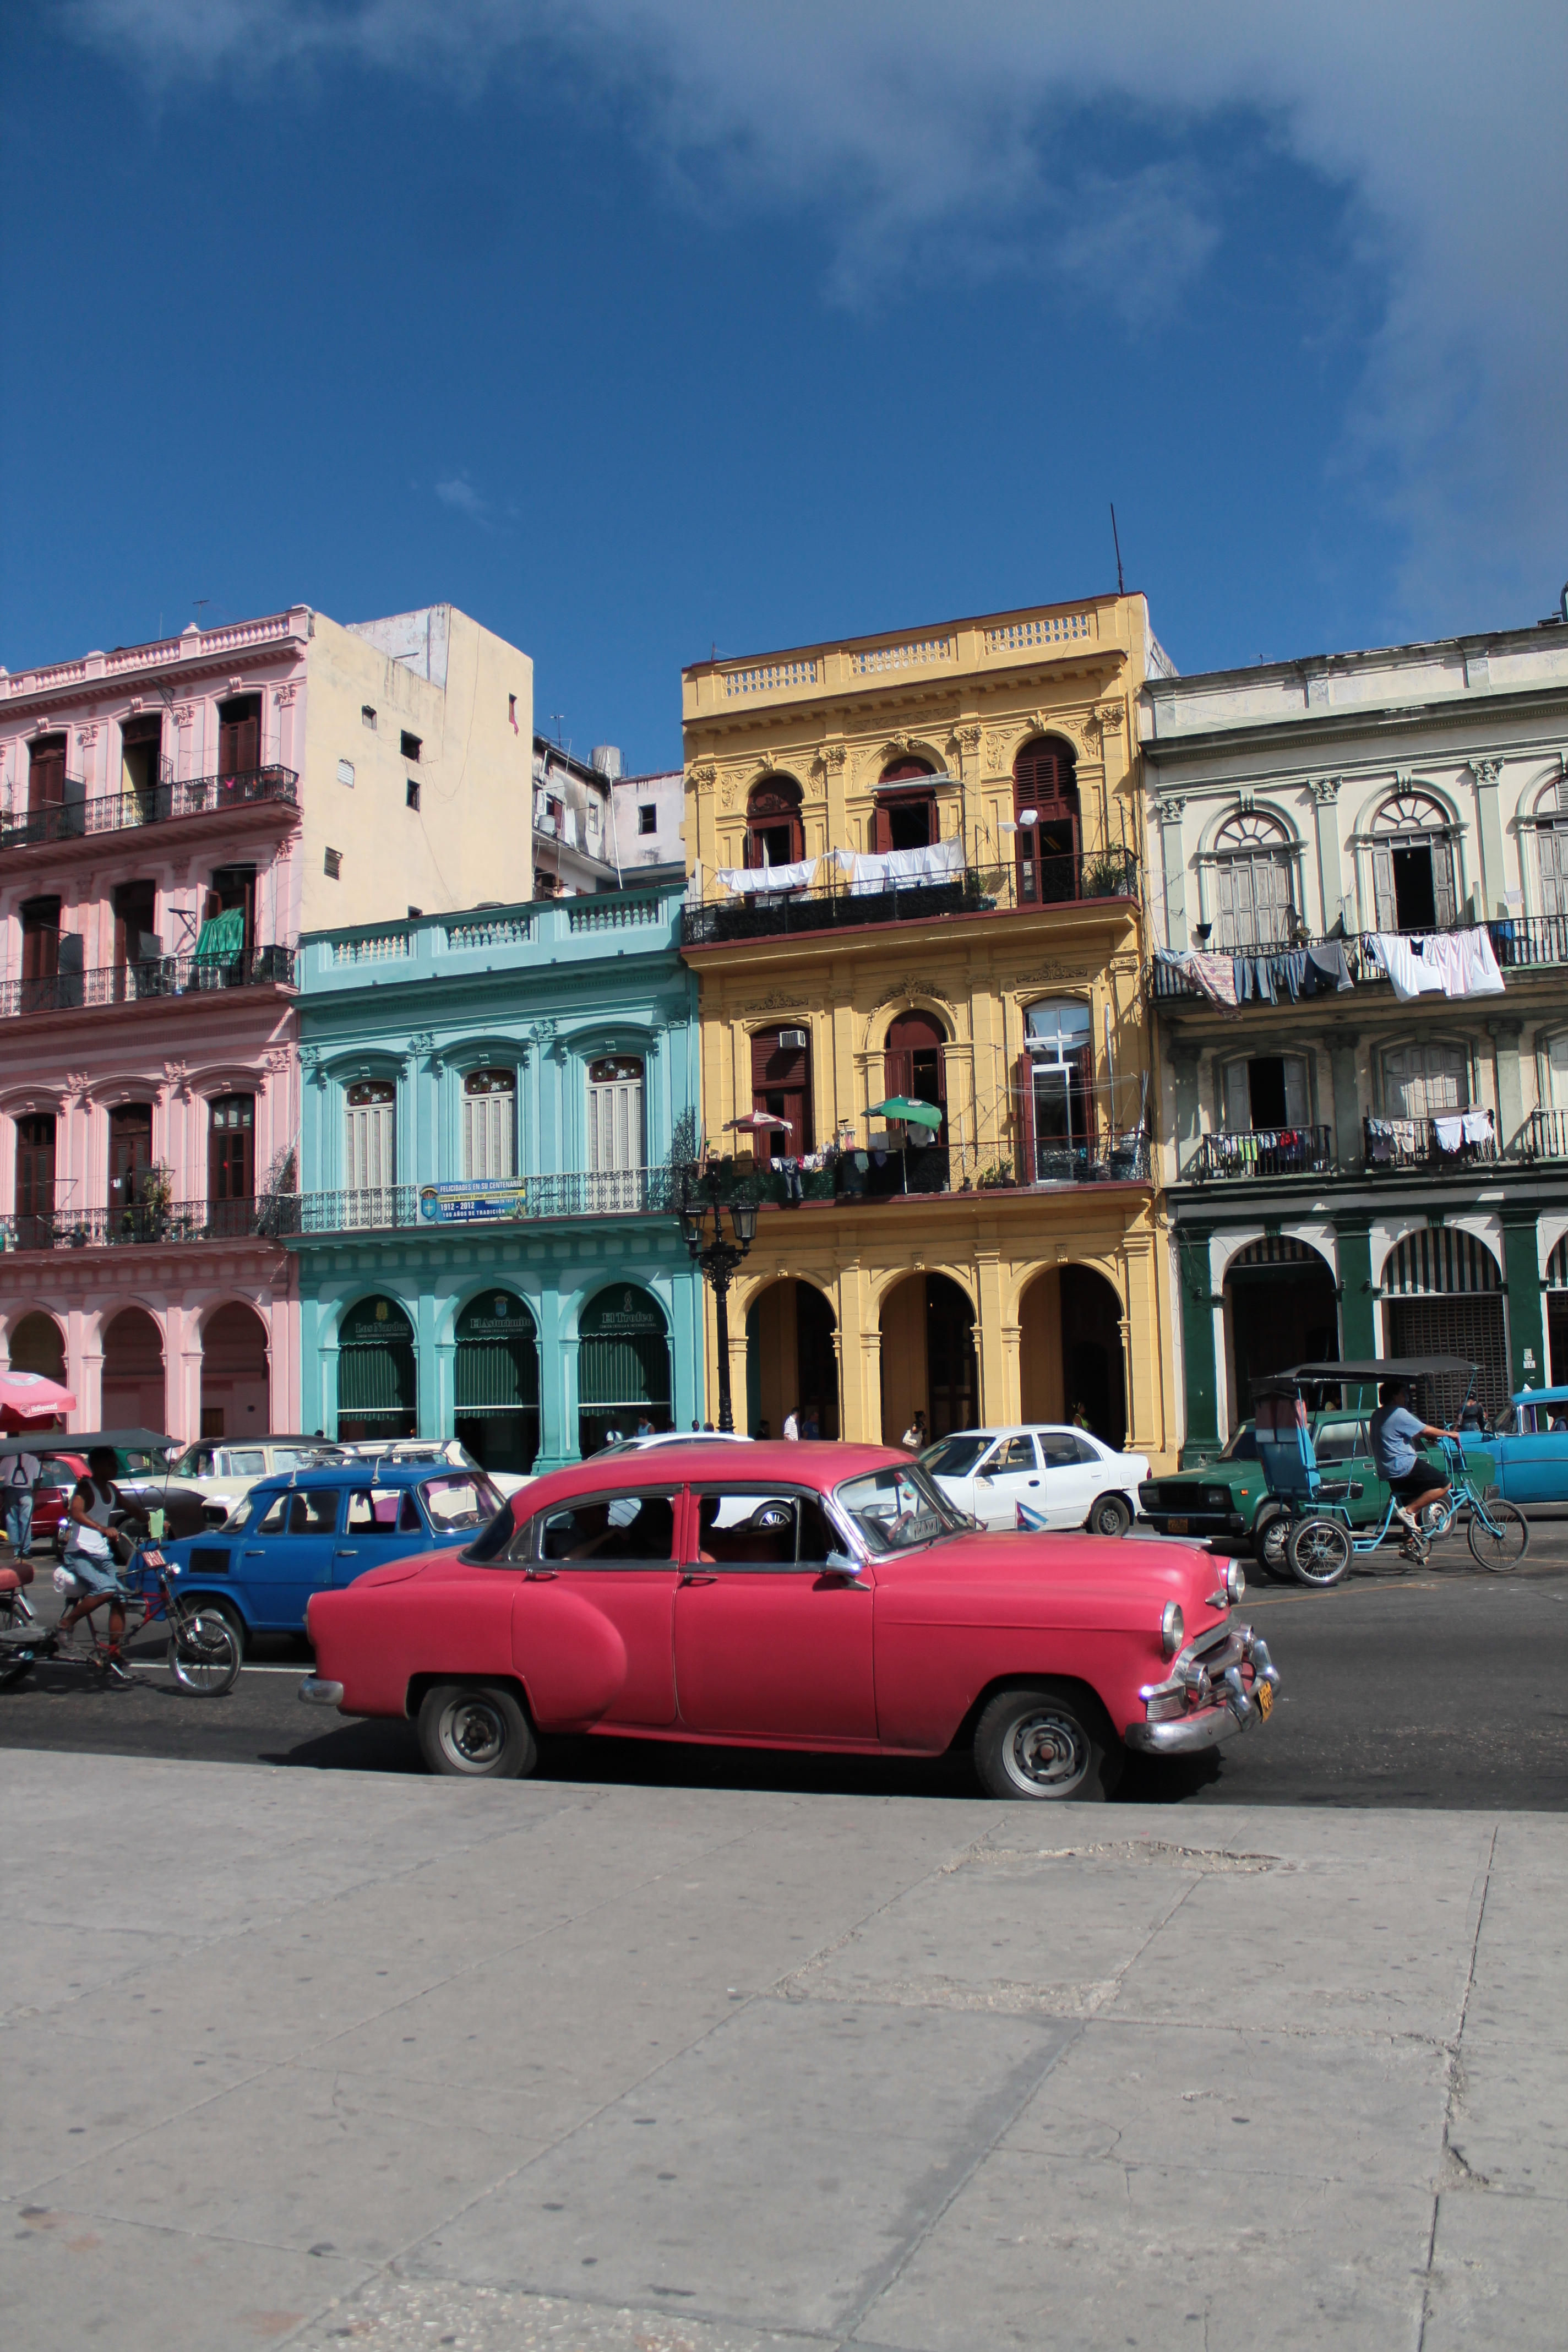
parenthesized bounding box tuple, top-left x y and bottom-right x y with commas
(1286, 1435, 1529, 1585)
(0, 1545, 241, 1696)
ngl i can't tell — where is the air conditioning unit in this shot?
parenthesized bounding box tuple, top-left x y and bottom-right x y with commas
(777, 1028, 808, 1050)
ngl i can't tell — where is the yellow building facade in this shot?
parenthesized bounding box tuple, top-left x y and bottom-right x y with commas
(680, 592, 1180, 1469)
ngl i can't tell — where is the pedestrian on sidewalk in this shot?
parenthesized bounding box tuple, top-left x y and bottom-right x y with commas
(901, 1409, 927, 1451)
(783, 1406, 801, 1441)
(4, 1444, 41, 1560)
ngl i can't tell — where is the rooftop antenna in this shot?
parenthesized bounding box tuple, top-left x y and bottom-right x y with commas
(192, 598, 210, 627)
(1109, 505, 1125, 596)
(550, 713, 564, 746)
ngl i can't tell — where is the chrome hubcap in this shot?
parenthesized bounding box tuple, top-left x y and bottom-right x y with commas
(440, 1698, 505, 1770)
(1005, 1711, 1088, 1794)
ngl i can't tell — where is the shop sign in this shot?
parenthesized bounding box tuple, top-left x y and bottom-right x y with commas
(582, 1286, 666, 1337)
(342, 1296, 413, 1346)
(420, 1180, 528, 1224)
(458, 1292, 536, 1340)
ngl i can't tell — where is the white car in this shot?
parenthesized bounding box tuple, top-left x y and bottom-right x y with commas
(335, 1437, 534, 1499)
(920, 1425, 1150, 1537)
(116, 1436, 343, 1539)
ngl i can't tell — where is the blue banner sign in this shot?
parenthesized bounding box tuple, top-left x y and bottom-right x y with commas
(418, 1182, 528, 1224)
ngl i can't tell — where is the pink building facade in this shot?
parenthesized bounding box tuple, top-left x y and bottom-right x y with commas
(0, 614, 312, 1439)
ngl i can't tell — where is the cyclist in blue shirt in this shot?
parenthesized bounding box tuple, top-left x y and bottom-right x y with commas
(1369, 1381, 1451, 1550)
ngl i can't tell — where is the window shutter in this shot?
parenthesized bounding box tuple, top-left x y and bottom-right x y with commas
(1539, 824, 1568, 919)
(1382, 1046, 1417, 1120)
(1426, 1043, 1467, 1115)
(1224, 1062, 1252, 1132)
(1431, 836, 1457, 929)
(1264, 856, 1291, 943)
(28, 745, 65, 812)
(1213, 862, 1237, 948)
(1283, 1055, 1309, 1126)
(1015, 1052, 1038, 1182)
(873, 803, 892, 854)
(1372, 842, 1397, 931)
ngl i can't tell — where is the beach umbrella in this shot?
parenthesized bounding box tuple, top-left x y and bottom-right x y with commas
(725, 1110, 795, 1133)
(865, 1097, 943, 1131)
(0, 1368, 76, 1424)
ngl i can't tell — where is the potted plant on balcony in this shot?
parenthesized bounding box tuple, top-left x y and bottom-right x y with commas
(977, 1159, 1017, 1191)
(136, 1162, 175, 1243)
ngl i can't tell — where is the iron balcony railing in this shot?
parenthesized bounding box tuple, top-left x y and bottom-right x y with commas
(288, 1166, 684, 1237)
(0, 945, 296, 1019)
(1363, 1112, 1498, 1170)
(682, 850, 1139, 948)
(0, 1195, 295, 1253)
(0, 766, 299, 852)
(1523, 1106, 1568, 1161)
(1149, 916, 1567, 1004)
(1186, 1125, 1336, 1183)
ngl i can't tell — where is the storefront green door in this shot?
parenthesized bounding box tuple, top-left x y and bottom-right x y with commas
(337, 1294, 417, 1441)
(455, 1289, 540, 1475)
(578, 1287, 672, 1456)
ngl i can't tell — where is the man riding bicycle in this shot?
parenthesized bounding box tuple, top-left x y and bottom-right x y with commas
(1369, 1381, 1452, 1557)
(57, 1447, 148, 1678)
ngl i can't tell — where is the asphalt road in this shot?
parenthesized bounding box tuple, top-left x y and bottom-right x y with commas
(3, 1525, 1566, 1808)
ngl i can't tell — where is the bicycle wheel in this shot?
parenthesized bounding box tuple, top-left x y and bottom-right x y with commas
(1287, 1516, 1351, 1587)
(1467, 1498, 1529, 1572)
(168, 1608, 241, 1696)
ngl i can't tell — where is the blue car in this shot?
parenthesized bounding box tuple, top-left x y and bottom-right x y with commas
(157, 1462, 506, 1655)
(1482, 1387, 1568, 1506)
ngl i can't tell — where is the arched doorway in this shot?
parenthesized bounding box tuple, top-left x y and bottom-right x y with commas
(337, 1294, 417, 1441)
(101, 1306, 166, 1431)
(1370, 790, 1458, 933)
(8, 1311, 66, 1386)
(880, 1272, 976, 1444)
(1223, 1238, 1338, 1435)
(874, 757, 937, 851)
(1020, 1266, 1128, 1450)
(744, 777, 804, 870)
(455, 1289, 540, 1474)
(200, 1303, 269, 1440)
(1381, 1227, 1506, 1419)
(1012, 736, 1080, 906)
(578, 1286, 671, 1456)
(744, 1280, 839, 1440)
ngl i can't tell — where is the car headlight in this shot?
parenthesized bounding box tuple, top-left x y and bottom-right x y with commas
(1224, 1561, 1246, 1603)
(1161, 1602, 1184, 1657)
(1204, 1488, 1228, 1508)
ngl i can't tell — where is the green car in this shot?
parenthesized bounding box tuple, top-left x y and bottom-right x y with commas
(1139, 1411, 1496, 1574)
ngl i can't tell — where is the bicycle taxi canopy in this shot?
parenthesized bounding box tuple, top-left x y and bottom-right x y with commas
(1249, 1359, 1477, 1507)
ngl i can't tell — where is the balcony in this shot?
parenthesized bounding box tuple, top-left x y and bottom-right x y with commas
(0, 945, 296, 1020)
(1364, 1112, 1498, 1171)
(288, 1167, 683, 1238)
(0, 1196, 291, 1254)
(1523, 1107, 1568, 1161)
(682, 850, 1139, 949)
(1186, 1125, 1336, 1183)
(1149, 917, 1567, 1006)
(0, 766, 298, 854)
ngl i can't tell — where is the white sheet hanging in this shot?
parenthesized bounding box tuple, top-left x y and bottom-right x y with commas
(715, 857, 819, 896)
(834, 836, 965, 895)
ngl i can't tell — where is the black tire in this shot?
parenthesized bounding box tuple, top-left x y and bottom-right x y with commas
(167, 1610, 242, 1696)
(1086, 1492, 1131, 1538)
(0, 1648, 35, 1692)
(1467, 1498, 1529, 1572)
(1251, 1509, 1291, 1578)
(417, 1683, 537, 1779)
(973, 1682, 1121, 1802)
(185, 1598, 246, 1663)
(1287, 1516, 1351, 1587)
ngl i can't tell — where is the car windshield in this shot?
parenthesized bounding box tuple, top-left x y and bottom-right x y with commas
(224, 1493, 260, 1531)
(1222, 1428, 1260, 1461)
(420, 1472, 504, 1532)
(920, 1435, 989, 1479)
(834, 1463, 962, 1554)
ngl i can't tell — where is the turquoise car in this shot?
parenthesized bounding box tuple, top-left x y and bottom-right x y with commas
(1483, 1387, 1568, 1505)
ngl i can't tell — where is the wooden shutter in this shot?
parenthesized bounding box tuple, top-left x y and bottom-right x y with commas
(1539, 824, 1568, 919)
(1424, 1043, 1466, 1115)
(1224, 1062, 1253, 1132)
(217, 702, 261, 777)
(1261, 856, 1291, 945)
(464, 1082, 516, 1181)
(1431, 836, 1457, 928)
(1014, 1051, 1038, 1181)
(28, 741, 66, 812)
(1283, 1056, 1309, 1126)
(873, 803, 892, 853)
(1213, 862, 1237, 948)
(1372, 842, 1397, 931)
(588, 1069, 644, 1173)
(20, 901, 61, 981)
(1381, 1045, 1417, 1120)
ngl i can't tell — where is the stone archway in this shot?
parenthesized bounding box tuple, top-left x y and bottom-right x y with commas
(101, 1306, 166, 1431)
(1020, 1266, 1127, 1450)
(744, 1280, 839, 1440)
(8, 1311, 66, 1386)
(879, 1272, 976, 1444)
(1222, 1237, 1338, 1435)
(200, 1302, 270, 1441)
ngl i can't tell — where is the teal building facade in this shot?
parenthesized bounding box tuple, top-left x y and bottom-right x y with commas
(287, 886, 703, 1471)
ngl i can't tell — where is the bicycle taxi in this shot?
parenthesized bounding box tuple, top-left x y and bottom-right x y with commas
(0, 1535, 241, 1695)
(1250, 1355, 1529, 1587)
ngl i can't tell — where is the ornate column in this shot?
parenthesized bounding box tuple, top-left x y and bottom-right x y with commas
(1309, 778, 1344, 933)
(1471, 759, 1506, 919)
(1156, 795, 1188, 948)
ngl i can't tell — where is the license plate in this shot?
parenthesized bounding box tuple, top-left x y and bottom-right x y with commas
(1167, 1518, 1189, 1534)
(140, 1549, 166, 1569)
(1255, 1679, 1274, 1721)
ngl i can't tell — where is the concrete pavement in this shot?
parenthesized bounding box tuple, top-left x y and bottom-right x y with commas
(2, 1752, 1564, 2350)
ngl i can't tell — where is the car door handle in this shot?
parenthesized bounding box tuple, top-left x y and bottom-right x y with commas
(1028, 1479, 1040, 1487)
(243, 1549, 264, 1556)
(680, 1572, 717, 1587)
(334, 1548, 358, 1557)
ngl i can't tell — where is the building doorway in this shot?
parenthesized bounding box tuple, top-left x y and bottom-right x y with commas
(8, 1312, 66, 1387)
(1019, 1265, 1128, 1449)
(1382, 1228, 1507, 1419)
(1222, 1239, 1337, 1435)
(879, 1272, 976, 1444)
(337, 1295, 417, 1441)
(101, 1307, 166, 1431)
(200, 1303, 270, 1439)
(744, 1280, 839, 1440)
(455, 1289, 540, 1475)
(578, 1287, 671, 1457)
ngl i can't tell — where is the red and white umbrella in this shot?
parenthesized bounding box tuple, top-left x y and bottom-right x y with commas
(0, 1367, 75, 1423)
(725, 1110, 794, 1134)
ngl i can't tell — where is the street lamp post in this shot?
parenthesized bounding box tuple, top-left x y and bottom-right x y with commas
(679, 1169, 759, 1434)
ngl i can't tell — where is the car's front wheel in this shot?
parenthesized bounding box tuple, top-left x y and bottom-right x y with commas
(1252, 1508, 1291, 1578)
(1086, 1492, 1132, 1537)
(973, 1683, 1121, 1801)
(417, 1682, 537, 1779)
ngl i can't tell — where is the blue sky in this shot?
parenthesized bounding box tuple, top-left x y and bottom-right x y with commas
(4, 3, 1564, 775)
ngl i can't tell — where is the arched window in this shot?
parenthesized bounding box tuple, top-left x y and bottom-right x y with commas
(1371, 791, 1457, 933)
(744, 776, 804, 870)
(1012, 737, 1079, 905)
(883, 1011, 946, 1142)
(345, 1079, 395, 1227)
(1212, 809, 1295, 950)
(1017, 1000, 1092, 1180)
(587, 1057, 646, 1206)
(751, 1025, 812, 1155)
(1535, 775, 1568, 922)
(463, 1068, 516, 1182)
(1381, 1039, 1469, 1122)
(874, 756, 937, 853)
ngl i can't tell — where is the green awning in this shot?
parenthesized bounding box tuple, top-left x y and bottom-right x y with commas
(194, 905, 247, 961)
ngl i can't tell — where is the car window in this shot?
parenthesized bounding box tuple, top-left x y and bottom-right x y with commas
(288, 1490, 341, 1536)
(834, 1464, 958, 1553)
(228, 1449, 267, 1476)
(526, 1489, 678, 1567)
(1041, 1431, 1095, 1469)
(691, 1489, 847, 1569)
(346, 1488, 406, 1536)
(920, 1435, 989, 1479)
(175, 1446, 216, 1480)
(1222, 1428, 1260, 1461)
(421, 1473, 503, 1533)
(270, 1447, 323, 1472)
(256, 1491, 290, 1533)
(1314, 1422, 1367, 1464)
(987, 1436, 1037, 1473)
(224, 1494, 258, 1531)
(1490, 1405, 1517, 1435)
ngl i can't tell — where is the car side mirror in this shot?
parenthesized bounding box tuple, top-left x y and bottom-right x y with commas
(823, 1550, 863, 1580)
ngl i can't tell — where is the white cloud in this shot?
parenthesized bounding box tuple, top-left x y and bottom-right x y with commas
(434, 473, 493, 526)
(68, 0, 1568, 629)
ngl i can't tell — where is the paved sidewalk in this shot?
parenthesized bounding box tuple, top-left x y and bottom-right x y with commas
(1, 1753, 1562, 2350)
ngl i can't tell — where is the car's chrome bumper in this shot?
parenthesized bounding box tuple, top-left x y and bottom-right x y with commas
(1125, 1625, 1279, 1755)
(298, 1676, 344, 1707)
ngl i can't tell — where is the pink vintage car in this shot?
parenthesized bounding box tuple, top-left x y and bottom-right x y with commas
(300, 1441, 1279, 1799)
